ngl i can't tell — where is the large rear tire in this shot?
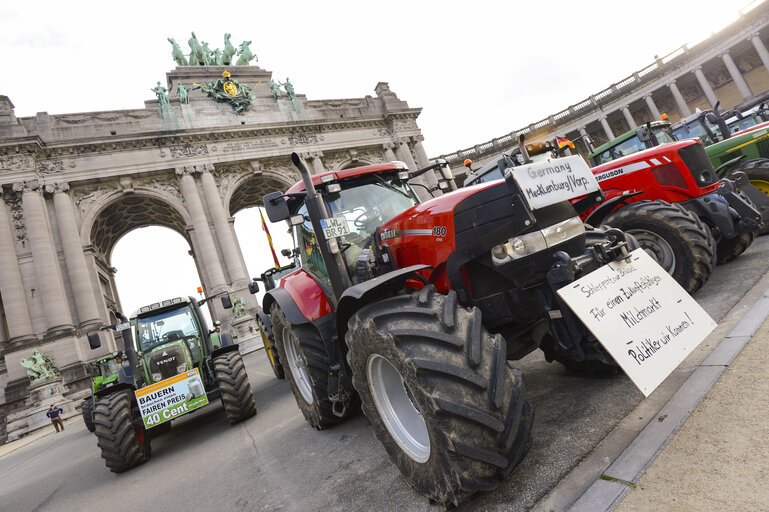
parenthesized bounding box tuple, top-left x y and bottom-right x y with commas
(271, 304, 357, 429)
(257, 316, 284, 379)
(93, 390, 150, 473)
(603, 200, 715, 294)
(214, 351, 257, 424)
(81, 397, 95, 433)
(345, 286, 533, 508)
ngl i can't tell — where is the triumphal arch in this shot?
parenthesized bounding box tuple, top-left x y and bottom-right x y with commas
(0, 37, 435, 441)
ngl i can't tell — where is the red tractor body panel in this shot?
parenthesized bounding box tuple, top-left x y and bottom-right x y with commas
(585, 140, 720, 218)
(286, 162, 408, 194)
(278, 268, 334, 322)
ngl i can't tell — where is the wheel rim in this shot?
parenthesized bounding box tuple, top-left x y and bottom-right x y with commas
(627, 229, 676, 274)
(367, 354, 430, 463)
(282, 326, 313, 404)
(750, 179, 769, 196)
(260, 328, 277, 367)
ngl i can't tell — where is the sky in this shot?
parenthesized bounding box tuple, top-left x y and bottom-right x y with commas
(0, 0, 761, 316)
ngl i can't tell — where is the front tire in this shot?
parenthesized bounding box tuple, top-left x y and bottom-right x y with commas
(214, 351, 257, 424)
(726, 158, 769, 235)
(271, 304, 356, 429)
(603, 200, 715, 294)
(81, 397, 95, 433)
(93, 390, 150, 473)
(346, 286, 533, 508)
(715, 231, 755, 264)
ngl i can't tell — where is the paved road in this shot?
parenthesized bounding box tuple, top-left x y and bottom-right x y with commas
(2, 236, 768, 512)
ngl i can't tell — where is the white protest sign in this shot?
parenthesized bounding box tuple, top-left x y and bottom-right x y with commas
(135, 369, 209, 428)
(510, 155, 600, 210)
(557, 249, 716, 396)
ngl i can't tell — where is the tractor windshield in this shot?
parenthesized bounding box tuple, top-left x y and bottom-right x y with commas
(99, 357, 123, 378)
(136, 305, 199, 352)
(672, 117, 724, 146)
(327, 174, 418, 281)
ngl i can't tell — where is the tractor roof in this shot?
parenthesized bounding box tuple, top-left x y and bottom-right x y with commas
(131, 296, 192, 319)
(589, 120, 671, 158)
(286, 161, 409, 194)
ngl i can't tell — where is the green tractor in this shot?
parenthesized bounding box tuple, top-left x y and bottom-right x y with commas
(671, 102, 769, 230)
(86, 294, 256, 473)
(81, 350, 134, 432)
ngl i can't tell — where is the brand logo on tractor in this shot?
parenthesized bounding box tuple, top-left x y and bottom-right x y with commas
(381, 228, 396, 240)
(155, 356, 176, 366)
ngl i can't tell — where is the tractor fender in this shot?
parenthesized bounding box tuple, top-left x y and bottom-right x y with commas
(336, 265, 432, 338)
(584, 191, 644, 226)
(262, 287, 312, 326)
(94, 381, 136, 400)
(256, 310, 272, 336)
(211, 344, 240, 359)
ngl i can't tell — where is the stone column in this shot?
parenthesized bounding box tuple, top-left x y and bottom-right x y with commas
(693, 69, 718, 108)
(177, 168, 228, 293)
(750, 34, 769, 74)
(645, 95, 662, 120)
(721, 52, 753, 100)
(383, 143, 397, 162)
(667, 81, 692, 116)
(395, 139, 418, 170)
(200, 167, 249, 287)
(411, 136, 431, 168)
(0, 189, 34, 342)
(599, 117, 615, 140)
(51, 183, 102, 329)
(621, 107, 637, 129)
(17, 182, 73, 333)
(310, 152, 325, 175)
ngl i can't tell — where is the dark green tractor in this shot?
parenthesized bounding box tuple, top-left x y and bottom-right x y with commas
(87, 295, 256, 473)
(81, 351, 134, 432)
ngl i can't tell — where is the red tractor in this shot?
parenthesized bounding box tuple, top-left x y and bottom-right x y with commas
(255, 152, 637, 506)
(465, 133, 762, 294)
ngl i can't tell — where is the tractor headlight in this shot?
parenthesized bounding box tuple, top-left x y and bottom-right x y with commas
(152, 373, 162, 382)
(177, 364, 187, 374)
(491, 217, 585, 265)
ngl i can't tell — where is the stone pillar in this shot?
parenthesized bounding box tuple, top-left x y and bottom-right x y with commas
(199, 168, 249, 287)
(411, 136, 431, 168)
(177, 168, 228, 293)
(750, 34, 769, 74)
(395, 139, 418, 170)
(17, 182, 73, 333)
(578, 127, 588, 138)
(383, 143, 397, 162)
(599, 117, 615, 140)
(645, 95, 662, 120)
(0, 189, 34, 342)
(667, 81, 692, 116)
(621, 107, 637, 129)
(693, 69, 718, 108)
(51, 183, 102, 329)
(310, 152, 325, 175)
(721, 52, 753, 100)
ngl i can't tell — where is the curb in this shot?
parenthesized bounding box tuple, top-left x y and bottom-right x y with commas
(569, 286, 769, 511)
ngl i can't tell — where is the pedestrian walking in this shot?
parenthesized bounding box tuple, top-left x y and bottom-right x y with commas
(47, 404, 64, 432)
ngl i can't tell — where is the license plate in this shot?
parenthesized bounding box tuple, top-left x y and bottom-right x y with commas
(320, 216, 351, 238)
(510, 155, 600, 210)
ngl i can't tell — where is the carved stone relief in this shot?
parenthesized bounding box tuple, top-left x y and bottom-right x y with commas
(36, 160, 65, 175)
(4, 191, 27, 246)
(0, 155, 35, 174)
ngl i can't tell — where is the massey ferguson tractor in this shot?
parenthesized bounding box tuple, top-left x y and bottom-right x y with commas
(466, 131, 762, 294)
(257, 152, 638, 507)
(86, 295, 256, 473)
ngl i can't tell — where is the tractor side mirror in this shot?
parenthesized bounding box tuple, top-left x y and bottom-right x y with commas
(637, 126, 651, 143)
(281, 248, 291, 257)
(88, 332, 102, 350)
(439, 165, 453, 181)
(221, 295, 233, 309)
(264, 191, 289, 222)
(289, 214, 304, 226)
(248, 279, 260, 294)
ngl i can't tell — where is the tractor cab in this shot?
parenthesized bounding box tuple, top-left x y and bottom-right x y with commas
(589, 121, 676, 166)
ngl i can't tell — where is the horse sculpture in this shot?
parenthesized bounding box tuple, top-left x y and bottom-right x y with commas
(167, 37, 188, 66)
(235, 40, 257, 66)
(188, 32, 205, 66)
(223, 33, 236, 66)
(20, 349, 60, 383)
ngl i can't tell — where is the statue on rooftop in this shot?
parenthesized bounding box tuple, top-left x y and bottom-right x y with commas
(235, 40, 257, 66)
(223, 33, 236, 65)
(269, 79, 281, 100)
(177, 81, 189, 104)
(211, 48, 223, 66)
(188, 32, 205, 66)
(152, 81, 170, 108)
(201, 41, 214, 65)
(280, 78, 296, 101)
(168, 37, 188, 66)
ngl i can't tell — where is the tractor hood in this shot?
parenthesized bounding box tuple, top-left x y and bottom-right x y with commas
(143, 341, 192, 383)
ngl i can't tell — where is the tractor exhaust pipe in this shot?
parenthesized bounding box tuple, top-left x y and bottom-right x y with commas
(290, 153, 352, 301)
